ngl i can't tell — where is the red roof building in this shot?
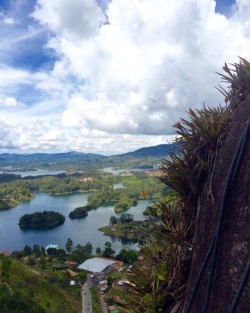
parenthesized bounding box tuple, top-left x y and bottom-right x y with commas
(64, 261, 78, 267)
(1, 250, 10, 256)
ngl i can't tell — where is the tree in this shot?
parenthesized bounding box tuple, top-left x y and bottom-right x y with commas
(46, 247, 58, 256)
(116, 248, 138, 264)
(103, 242, 115, 258)
(11, 250, 24, 259)
(41, 246, 46, 256)
(107, 276, 114, 287)
(32, 244, 41, 258)
(109, 215, 118, 225)
(23, 244, 32, 256)
(58, 249, 67, 261)
(96, 247, 102, 256)
(65, 238, 73, 253)
(120, 213, 134, 224)
(70, 244, 87, 263)
(84, 242, 93, 256)
(105, 242, 111, 249)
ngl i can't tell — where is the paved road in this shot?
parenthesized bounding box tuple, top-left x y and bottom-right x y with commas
(82, 274, 92, 313)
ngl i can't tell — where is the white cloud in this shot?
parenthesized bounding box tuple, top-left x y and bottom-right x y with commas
(0, 10, 16, 25)
(0, 66, 31, 88)
(33, 0, 106, 41)
(1, 0, 250, 154)
(0, 94, 26, 109)
(32, 0, 250, 137)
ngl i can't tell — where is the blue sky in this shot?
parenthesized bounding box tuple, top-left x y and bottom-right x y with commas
(216, 0, 235, 14)
(0, 0, 249, 155)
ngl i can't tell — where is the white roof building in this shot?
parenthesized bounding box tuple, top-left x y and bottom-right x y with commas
(45, 244, 58, 250)
(78, 257, 116, 273)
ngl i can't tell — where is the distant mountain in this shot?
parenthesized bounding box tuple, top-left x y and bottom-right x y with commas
(124, 143, 177, 158)
(0, 151, 106, 169)
(0, 143, 176, 171)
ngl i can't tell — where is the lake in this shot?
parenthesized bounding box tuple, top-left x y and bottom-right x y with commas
(0, 192, 152, 253)
(0, 169, 66, 177)
(101, 167, 156, 175)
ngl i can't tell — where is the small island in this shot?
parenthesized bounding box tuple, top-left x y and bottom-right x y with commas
(69, 204, 94, 219)
(98, 220, 152, 242)
(19, 211, 65, 229)
(114, 198, 138, 213)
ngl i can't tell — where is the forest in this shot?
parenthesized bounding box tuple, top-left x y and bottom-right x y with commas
(0, 171, 166, 213)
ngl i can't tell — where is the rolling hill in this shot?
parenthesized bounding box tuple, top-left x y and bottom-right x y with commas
(0, 143, 177, 171)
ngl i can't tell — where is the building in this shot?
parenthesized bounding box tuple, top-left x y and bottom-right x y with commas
(78, 257, 123, 274)
(108, 306, 119, 313)
(78, 257, 117, 273)
(45, 244, 58, 250)
(98, 279, 108, 291)
(1, 250, 10, 256)
(64, 261, 78, 268)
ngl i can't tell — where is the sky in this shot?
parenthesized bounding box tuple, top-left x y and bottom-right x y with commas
(0, 0, 249, 155)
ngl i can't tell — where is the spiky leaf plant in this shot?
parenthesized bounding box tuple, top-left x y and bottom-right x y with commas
(161, 105, 229, 215)
(123, 58, 250, 312)
(217, 57, 250, 110)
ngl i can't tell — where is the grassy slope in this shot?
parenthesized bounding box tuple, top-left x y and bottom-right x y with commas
(90, 287, 103, 313)
(0, 256, 81, 313)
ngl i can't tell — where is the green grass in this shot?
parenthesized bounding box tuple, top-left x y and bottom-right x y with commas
(0, 256, 81, 313)
(90, 287, 103, 313)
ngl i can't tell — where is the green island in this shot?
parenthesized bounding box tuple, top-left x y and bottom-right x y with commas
(19, 211, 65, 229)
(99, 220, 153, 242)
(69, 204, 94, 219)
(0, 182, 35, 211)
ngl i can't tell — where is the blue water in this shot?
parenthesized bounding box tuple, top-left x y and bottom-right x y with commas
(0, 192, 151, 253)
(0, 169, 66, 177)
(101, 167, 155, 175)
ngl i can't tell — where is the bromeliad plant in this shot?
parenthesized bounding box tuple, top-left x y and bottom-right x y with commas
(125, 102, 230, 313)
(217, 57, 250, 108)
(161, 105, 229, 218)
(123, 58, 250, 313)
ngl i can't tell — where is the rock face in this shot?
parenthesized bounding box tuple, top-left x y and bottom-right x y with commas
(183, 101, 250, 312)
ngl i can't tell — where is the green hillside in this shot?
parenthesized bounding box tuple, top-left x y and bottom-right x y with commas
(0, 143, 175, 171)
(0, 255, 81, 313)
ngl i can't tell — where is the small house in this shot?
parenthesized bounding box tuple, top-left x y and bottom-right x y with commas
(64, 261, 78, 268)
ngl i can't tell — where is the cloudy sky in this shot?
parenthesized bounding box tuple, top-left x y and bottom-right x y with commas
(0, 0, 249, 155)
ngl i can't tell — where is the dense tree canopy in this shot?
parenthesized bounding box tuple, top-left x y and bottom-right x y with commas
(19, 211, 65, 229)
(69, 204, 94, 219)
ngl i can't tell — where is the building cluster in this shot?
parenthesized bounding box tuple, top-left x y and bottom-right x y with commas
(78, 257, 124, 292)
